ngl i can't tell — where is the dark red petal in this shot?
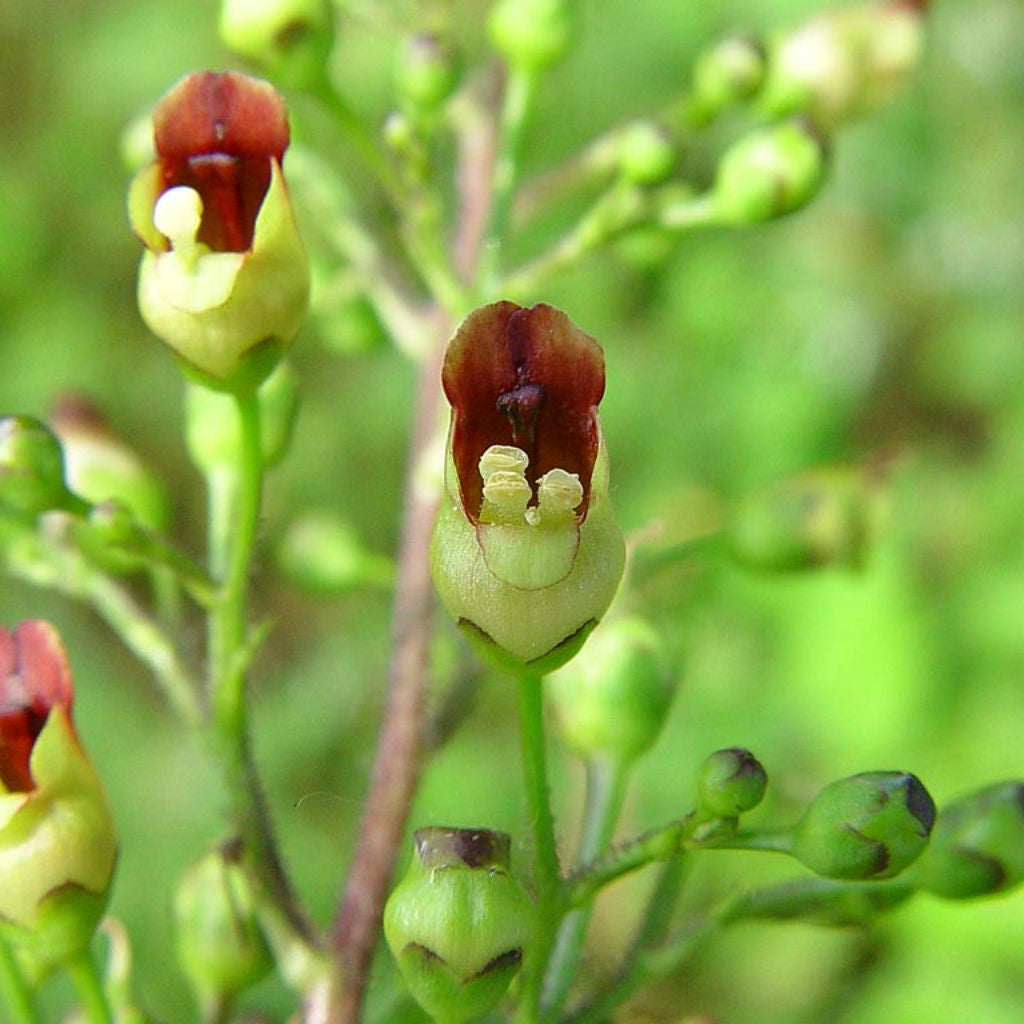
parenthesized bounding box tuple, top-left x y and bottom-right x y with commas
(442, 302, 605, 523)
(0, 621, 74, 793)
(152, 72, 290, 253)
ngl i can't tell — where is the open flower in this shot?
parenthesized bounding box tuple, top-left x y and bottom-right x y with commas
(0, 621, 117, 962)
(430, 302, 625, 669)
(128, 71, 309, 390)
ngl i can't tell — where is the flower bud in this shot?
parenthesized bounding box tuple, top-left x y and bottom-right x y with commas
(173, 839, 273, 1011)
(0, 416, 73, 517)
(616, 121, 675, 186)
(698, 748, 768, 819)
(430, 302, 625, 670)
(692, 36, 766, 118)
(276, 509, 393, 593)
(758, 0, 928, 127)
(913, 781, 1024, 900)
(396, 34, 463, 115)
(385, 828, 533, 1023)
(549, 618, 672, 764)
(184, 361, 299, 473)
(51, 395, 169, 532)
(0, 622, 117, 963)
(129, 72, 310, 392)
(793, 772, 936, 880)
(727, 464, 884, 572)
(711, 119, 827, 225)
(488, 0, 576, 72)
(219, 0, 333, 89)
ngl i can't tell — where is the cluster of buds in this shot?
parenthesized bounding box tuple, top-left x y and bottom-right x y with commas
(431, 302, 625, 670)
(128, 71, 309, 392)
(0, 622, 116, 964)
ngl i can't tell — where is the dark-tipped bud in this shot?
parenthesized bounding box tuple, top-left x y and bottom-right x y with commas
(914, 781, 1024, 900)
(548, 617, 672, 764)
(0, 416, 72, 517)
(711, 119, 827, 225)
(384, 827, 533, 1023)
(173, 840, 273, 1012)
(726, 464, 885, 572)
(793, 772, 936, 880)
(698, 748, 768, 819)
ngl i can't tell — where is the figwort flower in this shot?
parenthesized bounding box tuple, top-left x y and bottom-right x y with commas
(129, 71, 309, 390)
(0, 621, 117, 962)
(431, 302, 625, 669)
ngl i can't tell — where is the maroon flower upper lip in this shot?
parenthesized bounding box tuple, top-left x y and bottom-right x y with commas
(152, 71, 290, 253)
(0, 622, 75, 793)
(442, 302, 605, 524)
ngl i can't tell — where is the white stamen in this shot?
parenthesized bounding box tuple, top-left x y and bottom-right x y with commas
(536, 468, 583, 520)
(479, 444, 529, 482)
(153, 187, 204, 258)
(481, 470, 532, 524)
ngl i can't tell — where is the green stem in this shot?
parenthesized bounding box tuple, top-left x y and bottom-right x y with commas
(515, 670, 563, 1024)
(484, 66, 537, 289)
(629, 529, 724, 585)
(0, 938, 39, 1024)
(541, 756, 628, 1021)
(1, 526, 202, 728)
(206, 390, 312, 946)
(65, 949, 114, 1024)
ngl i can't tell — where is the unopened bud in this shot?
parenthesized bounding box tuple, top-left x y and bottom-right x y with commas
(616, 121, 675, 186)
(712, 119, 827, 225)
(793, 772, 936, 880)
(51, 394, 169, 533)
(396, 34, 463, 115)
(0, 416, 73, 517)
(384, 827, 533, 1023)
(174, 840, 272, 1011)
(758, 0, 928, 126)
(549, 617, 672, 764)
(488, 0, 576, 72)
(276, 509, 393, 593)
(914, 781, 1024, 900)
(727, 464, 884, 572)
(698, 748, 768, 819)
(692, 36, 766, 118)
(219, 0, 333, 88)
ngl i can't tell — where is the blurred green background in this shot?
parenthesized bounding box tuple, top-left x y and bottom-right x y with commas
(2, 0, 1023, 1020)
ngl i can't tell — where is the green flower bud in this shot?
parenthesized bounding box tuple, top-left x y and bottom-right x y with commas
(276, 509, 393, 593)
(0, 416, 73, 517)
(488, 0, 576, 72)
(793, 772, 936, 880)
(0, 622, 117, 964)
(692, 35, 766, 118)
(698, 748, 768, 819)
(184, 361, 299, 473)
(758, 0, 928, 127)
(616, 121, 675, 186)
(914, 781, 1024, 900)
(430, 302, 625, 670)
(396, 34, 463, 115)
(384, 827, 533, 1023)
(51, 395, 169, 532)
(219, 0, 333, 89)
(711, 119, 827, 225)
(174, 839, 273, 1012)
(727, 464, 885, 572)
(129, 72, 310, 392)
(549, 617, 672, 764)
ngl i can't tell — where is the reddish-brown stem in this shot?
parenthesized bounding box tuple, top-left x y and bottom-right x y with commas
(329, 315, 449, 1022)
